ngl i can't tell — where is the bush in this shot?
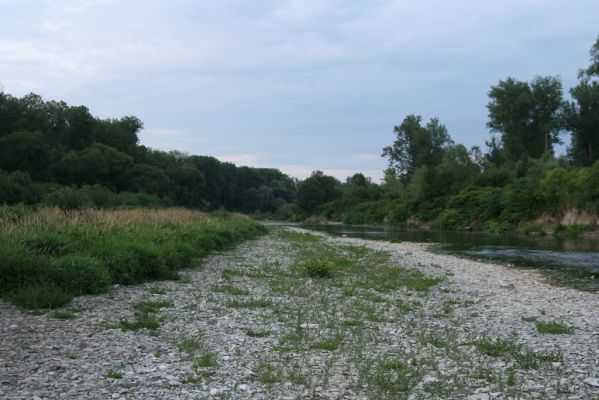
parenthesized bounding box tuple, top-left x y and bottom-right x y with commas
(302, 259, 332, 278)
(0, 243, 49, 291)
(7, 284, 73, 309)
(24, 233, 73, 257)
(48, 255, 111, 295)
(431, 209, 468, 230)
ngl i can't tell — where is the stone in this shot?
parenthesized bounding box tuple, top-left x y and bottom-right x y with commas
(583, 377, 599, 387)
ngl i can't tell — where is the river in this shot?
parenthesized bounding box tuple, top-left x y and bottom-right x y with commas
(269, 222, 599, 292)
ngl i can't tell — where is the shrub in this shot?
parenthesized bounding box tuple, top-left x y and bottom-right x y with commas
(7, 284, 73, 309)
(431, 209, 468, 230)
(301, 259, 332, 278)
(24, 233, 73, 257)
(0, 243, 49, 291)
(48, 255, 111, 295)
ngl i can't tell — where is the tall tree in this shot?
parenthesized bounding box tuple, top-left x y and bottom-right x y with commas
(297, 171, 340, 212)
(487, 76, 563, 162)
(565, 35, 599, 166)
(382, 115, 452, 182)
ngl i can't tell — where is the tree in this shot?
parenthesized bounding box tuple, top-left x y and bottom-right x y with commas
(487, 76, 563, 162)
(297, 171, 340, 212)
(565, 36, 599, 166)
(382, 115, 452, 182)
(0, 131, 52, 180)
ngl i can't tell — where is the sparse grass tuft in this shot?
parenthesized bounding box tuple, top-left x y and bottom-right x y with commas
(227, 299, 272, 309)
(194, 353, 218, 368)
(105, 369, 123, 379)
(310, 335, 343, 351)
(536, 321, 574, 334)
(211, 284, 249, 296)
(50, 309, 76, 320)
(255, 363, 283, 384)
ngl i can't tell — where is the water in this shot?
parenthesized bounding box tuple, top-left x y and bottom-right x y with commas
(270, 222, 599, 292)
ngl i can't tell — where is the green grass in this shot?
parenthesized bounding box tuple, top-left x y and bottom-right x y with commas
(536, 321, 574, 334)
(117, 313, 160, 331)
(211, 284, 249, 296)
(227, 299, 272, 309)
(194, 353, 218, 368)
(0, 207, 266, 309)
(149, 287, 167, 295)
(255, 363, 283, 384)
(474, 335, 563, 369)
(104, 369, 123, 379)
(246, 329, 271, 338)
(310, 335, 343, 351)
(133, 300, 172, 314)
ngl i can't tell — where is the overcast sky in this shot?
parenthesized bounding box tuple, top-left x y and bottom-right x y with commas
(1, 1, 598, 181)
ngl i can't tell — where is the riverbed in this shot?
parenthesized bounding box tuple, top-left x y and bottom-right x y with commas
(1, 227, 598, 399)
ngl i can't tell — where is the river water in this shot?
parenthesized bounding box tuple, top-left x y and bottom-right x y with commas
(271, 223, 599, 292)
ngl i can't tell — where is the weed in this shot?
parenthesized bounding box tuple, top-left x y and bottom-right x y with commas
(227, 299, 272, 309)
(536, 321, 574, 334)
(301, 259, 332, 278)
(311, 335, 343, 351)
(105, 369, 123, 379)
(149, 287, 167, 295)
(521, 316, 537, 322)
(118, 314, 160, 331)
(246, 329, 270, 338)
(507, 368, 516, 386)
(194, 353, 217, 369)
(255, 363, 283, 384)
(211, 284, 249, 296)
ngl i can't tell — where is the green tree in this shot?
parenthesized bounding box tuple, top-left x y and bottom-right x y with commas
(297, 171, 340, 212)
(0, 131, 52, 180)
(565, 36, 599, 166)
(487, 76, 563, 162)
(382, 115, 452, 182)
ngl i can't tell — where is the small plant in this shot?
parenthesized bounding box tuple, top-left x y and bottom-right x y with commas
(310, 335, 343, 351)
(194, 353, 217, 368)
(7, 284, 72, 309)
(507, 368, 516, 386)
(536, 321, 574, 334)
(179, 335, 204, 354)
(118, 313, 160, 331)
(211, 284, 249, 296)
(105, 369, 123, 379)
(245, 329, 270, 338)
(521, 316, 537, 322)
(227, 299, 272, 309)
(132, 300, 172, 314)
(302, 259, 332, 278)
(149, 287, 167, 295)
(255, 363, 282, 384)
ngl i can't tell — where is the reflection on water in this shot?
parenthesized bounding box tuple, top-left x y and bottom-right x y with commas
(269, 222, 599, 292)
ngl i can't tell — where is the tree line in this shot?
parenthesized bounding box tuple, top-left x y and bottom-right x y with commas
(1, 35, 598, 231)
(295, 35, 599, 231)
(0, 94, 296, 212)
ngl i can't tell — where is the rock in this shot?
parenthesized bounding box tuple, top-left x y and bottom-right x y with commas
(300, 323, 319, 329)
(209, 388, 219, 396)
(583, 377, 599, 387)
(238, 384, 249, 391)
(467, 394, 489, 400)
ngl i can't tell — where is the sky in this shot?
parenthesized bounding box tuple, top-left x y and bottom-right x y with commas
(1, 0, 598, 182)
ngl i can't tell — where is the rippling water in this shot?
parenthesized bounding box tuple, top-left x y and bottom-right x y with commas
(269, 222, 599, 292)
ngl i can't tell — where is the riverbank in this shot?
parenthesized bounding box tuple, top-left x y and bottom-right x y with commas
(1, 227, 598, 399)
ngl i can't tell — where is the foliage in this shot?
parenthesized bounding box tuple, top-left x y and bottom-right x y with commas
(0, 207, 266, 308)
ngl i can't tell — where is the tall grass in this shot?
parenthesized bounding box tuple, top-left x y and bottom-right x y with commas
(0, 206, 266, 309)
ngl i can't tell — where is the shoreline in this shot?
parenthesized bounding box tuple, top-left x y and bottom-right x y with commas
(1, 227, 598, 399)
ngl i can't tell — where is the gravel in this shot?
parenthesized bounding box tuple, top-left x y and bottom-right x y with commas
(1, 227, 598, 399)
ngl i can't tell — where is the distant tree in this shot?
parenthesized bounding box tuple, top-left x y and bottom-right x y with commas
(382, 115, 453, 182)
(0, 131, 52, 180)
(297, 171, 340, 212)
(487, 76, 564, 162)
(565, 36, 599, 166)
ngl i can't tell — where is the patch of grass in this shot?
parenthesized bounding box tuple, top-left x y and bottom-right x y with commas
(255, 363, 283, 384)
(246, 329, 270, 338)
(227, 299, 272, 309)
(194, 353, 217, 368)
(418, 332, 449, 348)
(49, 309, 76, 320)
(301, 259, 332, 278)
(179, 334, 204, 354)
(211, 284, 249, 296)
(521, 316, 538, 322)
(362, 291, 386, 303)
(507, 368, 516, 386)
(118, 313, 160, 331)
(105, 369, 123, 379)
(133, 300, 172, 314)
(536, 321, 574, 334)
(221, 268, 243, 281)
(149, 287, 167, 295)
(474, 335, 563, 369)
(370, 359, 424, 397)
(310, 335, 343, 351)
(7, 284, 72, 309)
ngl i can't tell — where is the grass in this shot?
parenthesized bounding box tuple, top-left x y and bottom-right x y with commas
(474, 335, 563, 369)
(194, 353, 218, 368)
(227, 299, 272, 308)
(117, 313, 160, 331)
(49, 309, 77, 320)
(246, 329, 271, 338)
(536, 321, 574, 334)
(255, 363, 283, 384)
(211, 284, 249, 296)
(0, 207, 266, 309)
(104, 369, 123, 379)
(310, 335, 343, 351)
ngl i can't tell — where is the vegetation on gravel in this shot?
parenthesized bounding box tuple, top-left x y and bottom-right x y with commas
(0, 206, 266, 309)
